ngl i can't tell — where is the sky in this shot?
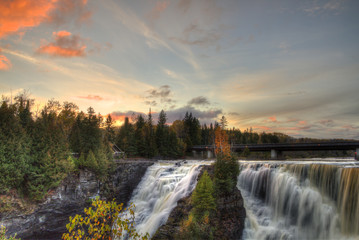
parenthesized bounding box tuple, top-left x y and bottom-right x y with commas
(0, 0, 359, 139)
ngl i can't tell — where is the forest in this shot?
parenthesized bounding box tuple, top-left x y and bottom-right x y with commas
(0, 92, 349, 202)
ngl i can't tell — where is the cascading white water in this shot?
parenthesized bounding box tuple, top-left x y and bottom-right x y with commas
(121, 160, 210, 237)
(237, 160, 359, 240)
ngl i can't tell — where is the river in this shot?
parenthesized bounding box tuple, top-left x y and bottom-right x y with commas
(120, 158, 359, 239)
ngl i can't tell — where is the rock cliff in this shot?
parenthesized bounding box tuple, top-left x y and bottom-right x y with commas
(0, 160, 153, 240)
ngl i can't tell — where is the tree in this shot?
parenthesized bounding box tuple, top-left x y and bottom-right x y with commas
(135, 114, 146, 157)
(59, 101, 78, 136)
(156, 110, 168, 157)
(144, 109, 156, 158)
(62, 198, 148, 240)
(214, 127, 239, 196)
(104, 114, 115, 143)
(183, 112, 201, 150)
(192, 171, 215, 215)
(219, 116, 228, 130)
(214, 127, 230, 156)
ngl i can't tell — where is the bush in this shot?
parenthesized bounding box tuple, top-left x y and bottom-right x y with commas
(178, 212, 213, 240)
(62, 197, 148, 240)
(0, 226, 19, 240)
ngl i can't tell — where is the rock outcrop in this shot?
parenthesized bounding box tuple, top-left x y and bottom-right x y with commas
(152, 165, 246, 240)
(0, 160, 153, 240)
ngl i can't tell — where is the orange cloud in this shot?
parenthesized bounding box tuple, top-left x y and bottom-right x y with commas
(0, 0, 91, 40)
(0, 0, 57, 39)
(37, 31, 86, 57)
(268, 116, 277, 122)
(298, 120, 307, 125)
(0, 54, 12, 70)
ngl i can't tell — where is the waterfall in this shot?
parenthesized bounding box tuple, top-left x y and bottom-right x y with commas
(120, 160, 209, 237)
(237, 161, 359, 240)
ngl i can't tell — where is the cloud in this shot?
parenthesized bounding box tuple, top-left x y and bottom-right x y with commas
(164, 105, 222, 124)
(0, 0, 91, 40)
(268, 116, 277, 123)
(76, 95, 104, 101)
(0, 0, 57, 39)
(342, 125, 359, 131)
(145, 100, 157, 106)
(48, 0, 92, 26)
(170, 23, 220, 46)
(188, 96, 210, 106)
(297, 120, 307, 125)
(303, 0, 343, 15)
(37, 31, 87, 57)
(147, 85, 171, 98)
(0, 54, 12, 71)
(318, 119, 335, 127)
(145, 85, 176, 106)
(148, 1, 170, 21)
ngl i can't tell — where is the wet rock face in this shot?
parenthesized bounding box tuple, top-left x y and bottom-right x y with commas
(0, 161, 153, 240)
(105, 161, 153, 204)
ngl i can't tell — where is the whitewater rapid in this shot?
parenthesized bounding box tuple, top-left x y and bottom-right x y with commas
(237, 159, 359, 240)
(122, 160, 211, 237)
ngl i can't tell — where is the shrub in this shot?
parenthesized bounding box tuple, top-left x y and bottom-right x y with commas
(62, 197, 148, 240)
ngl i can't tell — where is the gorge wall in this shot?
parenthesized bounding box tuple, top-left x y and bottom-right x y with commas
(0, 160, 153, 240)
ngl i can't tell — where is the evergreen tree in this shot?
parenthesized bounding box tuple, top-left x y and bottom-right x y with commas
(192, 171, 216, 215)
(135, 114, 146, 157)
(145, 109, 156, 158)
(105, 114, 115, 143)
(0, 100, 30, 193)
(156, 110, 168, 157)
(85, 150, 98, 170)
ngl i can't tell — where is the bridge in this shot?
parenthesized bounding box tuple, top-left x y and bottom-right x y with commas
(191, 141, 359, 159)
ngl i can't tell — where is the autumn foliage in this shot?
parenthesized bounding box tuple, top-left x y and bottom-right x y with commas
(214, 127, 231, 157)
(214, 125, 239, 196)
(62, 198, 148, 240)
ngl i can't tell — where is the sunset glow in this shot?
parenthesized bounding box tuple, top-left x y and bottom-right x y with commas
(1, 0, 358, 139)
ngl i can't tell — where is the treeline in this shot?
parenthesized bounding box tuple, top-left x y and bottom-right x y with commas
(2, 92, 345, 201)
(114, 111, 201, 158)
(0, 94, 113, 201)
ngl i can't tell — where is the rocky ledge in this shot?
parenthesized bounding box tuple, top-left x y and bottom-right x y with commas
(0, 160, 153, 240)
(152, 165, 246, 240)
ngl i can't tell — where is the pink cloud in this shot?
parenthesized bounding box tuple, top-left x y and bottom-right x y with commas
(253, 125, 272, 131)
(77, 95, 104, 101)
(268, 116, 277, 122)
(0, 54, 12, 71)
(37, 31, 86, 57)
(298, 120, 307, 125)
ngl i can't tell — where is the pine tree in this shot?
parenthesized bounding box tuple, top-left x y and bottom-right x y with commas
(85, 150, 98, 170)
(156, 110, 168, 157)
(145, 109, 156, 158)
(135, 114, 146, 157)
(192, 171, 215, 216)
